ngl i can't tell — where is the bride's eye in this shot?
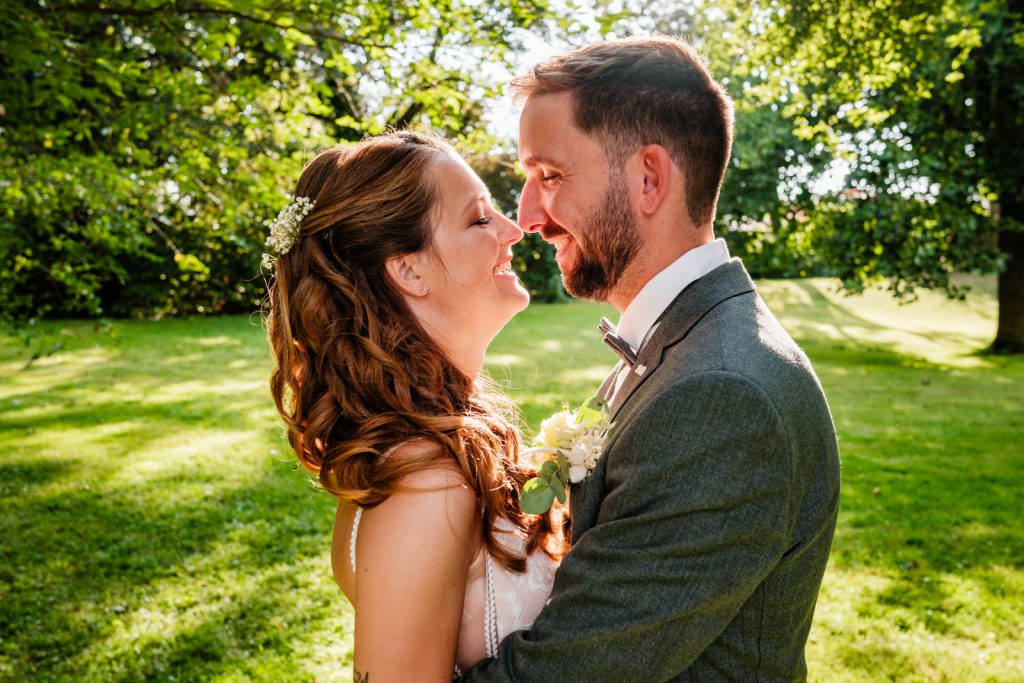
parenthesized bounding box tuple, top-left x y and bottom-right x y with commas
(472, 215, 493, 226)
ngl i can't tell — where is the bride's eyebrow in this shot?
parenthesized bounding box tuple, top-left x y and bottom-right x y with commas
(460, 192, 489, 217)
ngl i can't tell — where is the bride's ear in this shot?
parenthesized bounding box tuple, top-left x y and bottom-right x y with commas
(384, 253, 430, 298)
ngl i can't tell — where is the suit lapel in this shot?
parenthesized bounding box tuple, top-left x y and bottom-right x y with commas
(569, 260, 755, 543)
(608, 259, 756, 422)
(597, 361, 624, 403)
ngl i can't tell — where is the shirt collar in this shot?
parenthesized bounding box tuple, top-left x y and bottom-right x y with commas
(616, 238, 731, 352)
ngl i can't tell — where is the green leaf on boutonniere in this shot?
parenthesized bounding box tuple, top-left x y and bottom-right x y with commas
(520, 476, 557, 514)
(549, 472, 566, 503)
(576, 396, 607, 427)
(539, 459, 558, 479)
(556, 451, 570, 487)
(519, 394, 610, 514)
(522, 458, 567, 512)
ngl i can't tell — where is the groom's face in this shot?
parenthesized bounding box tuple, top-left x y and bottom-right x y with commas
(518, 92, 641, 303)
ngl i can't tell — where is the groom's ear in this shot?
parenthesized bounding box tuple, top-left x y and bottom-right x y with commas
(632, 144, 673, 217)
(384, 252, 429, 298)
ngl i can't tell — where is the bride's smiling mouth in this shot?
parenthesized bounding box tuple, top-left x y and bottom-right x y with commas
(493, 257, 515, 277)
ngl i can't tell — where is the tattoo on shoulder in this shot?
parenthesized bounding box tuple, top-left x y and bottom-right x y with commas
(354, 672, 370, 683)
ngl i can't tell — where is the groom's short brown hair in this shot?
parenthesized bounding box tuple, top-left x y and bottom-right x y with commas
(511, 36, 734, 228)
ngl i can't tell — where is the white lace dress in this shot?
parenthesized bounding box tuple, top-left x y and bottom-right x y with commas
(350, 506, 558, 673)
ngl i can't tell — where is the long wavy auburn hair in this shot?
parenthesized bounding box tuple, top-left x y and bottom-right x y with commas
(266, 130, 562, 569)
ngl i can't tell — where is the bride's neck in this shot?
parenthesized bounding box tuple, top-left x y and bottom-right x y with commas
(432, 330, 487, 378)
(406, 301, 495, 378)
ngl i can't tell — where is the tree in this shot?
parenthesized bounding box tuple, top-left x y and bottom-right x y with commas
(605, 0, 1021, 351)
(0, 0, 553, 321)
(590, 0, 827, 279)
(751, 0, 1023, 352)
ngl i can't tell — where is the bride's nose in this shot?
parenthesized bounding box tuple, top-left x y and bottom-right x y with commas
(497, 213, 523, 245)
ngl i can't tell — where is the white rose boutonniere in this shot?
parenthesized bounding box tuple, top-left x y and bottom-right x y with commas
(519, 396, 612, 515)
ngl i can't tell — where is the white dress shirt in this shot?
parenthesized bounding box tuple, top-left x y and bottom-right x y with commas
(609, 238, 731, 400)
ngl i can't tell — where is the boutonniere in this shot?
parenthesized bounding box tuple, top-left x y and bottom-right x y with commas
(519, 396, 612, 514)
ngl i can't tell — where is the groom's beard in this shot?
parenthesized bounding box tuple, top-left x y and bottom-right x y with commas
(563, 171, 641, 303)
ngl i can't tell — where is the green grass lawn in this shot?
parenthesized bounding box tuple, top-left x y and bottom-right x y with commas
(1, 277, 1021, 682)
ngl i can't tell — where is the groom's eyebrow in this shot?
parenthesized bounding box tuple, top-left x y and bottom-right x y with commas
(520, 154, 562, 170)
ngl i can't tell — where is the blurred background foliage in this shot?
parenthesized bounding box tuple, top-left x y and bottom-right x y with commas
(0, 0, 557, 319)
(1, 0, 1021, 349)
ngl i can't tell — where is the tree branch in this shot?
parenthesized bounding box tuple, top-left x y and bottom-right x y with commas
(48, 3, 386, 49)
(159, 18, 274, 157)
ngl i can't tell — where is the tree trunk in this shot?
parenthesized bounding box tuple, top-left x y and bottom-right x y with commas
(993, 195, 1024, 353)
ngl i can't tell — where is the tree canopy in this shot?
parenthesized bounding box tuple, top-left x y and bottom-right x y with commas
(608, 0, 1022, 351)
(1, 0, 553, 320)
(765, 0, 1023, 351)
(3, 0, 1021, 351)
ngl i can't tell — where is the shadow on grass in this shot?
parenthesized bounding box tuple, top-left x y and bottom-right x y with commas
(0, 459, 73, 490)
(0, 450, 344, 681)
(2, 307, 1022, 681)
(777, 281, 997, 362)
(797, 319, 1024, 678)
(1, 321, 272, 439)
(0, 318, 350, 681)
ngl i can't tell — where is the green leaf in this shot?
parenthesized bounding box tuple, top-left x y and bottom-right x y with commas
(174, 253, 209, 275)
(549, 473, 566, 504)
(539, 459, 558, 479)
(520, 477, 556, 515)
(556, 452, 570, 483)
(575, 395, 607, 426)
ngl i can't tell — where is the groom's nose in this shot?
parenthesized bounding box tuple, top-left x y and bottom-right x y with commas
(517, 176, 546, 234)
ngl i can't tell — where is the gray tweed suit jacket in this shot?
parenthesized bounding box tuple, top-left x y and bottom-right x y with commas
(463, 259, 841, 682)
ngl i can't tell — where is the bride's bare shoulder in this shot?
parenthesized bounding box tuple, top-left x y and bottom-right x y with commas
(386, 439, 473, 493)
(330, 440, 479, 599)
(335, 440, 480, 578)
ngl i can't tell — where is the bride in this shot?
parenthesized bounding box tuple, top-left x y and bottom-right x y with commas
(265, 130, 564, 679)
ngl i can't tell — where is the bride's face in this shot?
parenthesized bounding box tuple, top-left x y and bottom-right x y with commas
(417, 153, 529, 340)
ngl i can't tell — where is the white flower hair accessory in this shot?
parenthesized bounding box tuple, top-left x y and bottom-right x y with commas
(261, 196, 315, 270)
(519, 396, 612, 514)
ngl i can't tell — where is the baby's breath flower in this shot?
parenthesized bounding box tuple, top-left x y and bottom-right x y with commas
(261, 196, 315, 270)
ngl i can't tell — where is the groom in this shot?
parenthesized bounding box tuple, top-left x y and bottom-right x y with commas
(463, 36, 840, 681)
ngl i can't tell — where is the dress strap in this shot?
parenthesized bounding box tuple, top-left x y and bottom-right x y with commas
(350, 507, 362, 573)
(483, 553, 499, 658)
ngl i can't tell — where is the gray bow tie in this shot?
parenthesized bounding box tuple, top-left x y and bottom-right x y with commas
(599, 317, 637, 366)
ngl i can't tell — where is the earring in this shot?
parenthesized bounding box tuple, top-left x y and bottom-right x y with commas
(419, 284, 429, 296)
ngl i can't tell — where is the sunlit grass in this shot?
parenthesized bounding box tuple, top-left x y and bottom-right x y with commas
(1, 277, 1021, 681)
(0, 317, 353, 682)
